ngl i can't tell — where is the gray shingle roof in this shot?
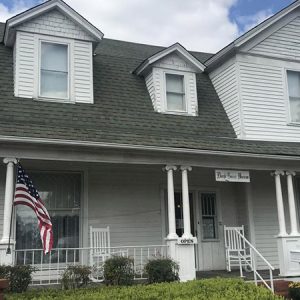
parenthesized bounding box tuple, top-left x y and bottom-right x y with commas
(1, 22, 300, 158)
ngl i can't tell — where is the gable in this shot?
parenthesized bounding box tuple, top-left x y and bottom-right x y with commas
(17, 9, 96, 42)
(249, 16, 300, 60)
(153, 52, 199, 72)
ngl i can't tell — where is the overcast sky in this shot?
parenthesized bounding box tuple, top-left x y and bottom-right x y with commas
(0, 0, 294, 53)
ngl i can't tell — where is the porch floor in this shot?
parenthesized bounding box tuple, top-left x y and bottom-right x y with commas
(196, 269, 281, 281)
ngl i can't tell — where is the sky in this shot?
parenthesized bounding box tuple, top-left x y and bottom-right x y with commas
(0, 0, 295, 53)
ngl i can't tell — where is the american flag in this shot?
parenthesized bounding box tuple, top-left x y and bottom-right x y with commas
(14, 164, 53, 254)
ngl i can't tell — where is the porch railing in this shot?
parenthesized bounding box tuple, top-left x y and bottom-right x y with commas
(10, 245, 168, 285)
(234, 229, 274, 292)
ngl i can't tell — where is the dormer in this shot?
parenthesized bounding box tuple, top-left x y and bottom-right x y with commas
(135, 43, 205, 116)
(4, 0, 103, 104)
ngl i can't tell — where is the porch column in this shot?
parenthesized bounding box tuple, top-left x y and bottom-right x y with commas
(180, 166, 193, 239)
(1, 158, 17, 244)
(272, 170, 287, 237)
(164, 165, 178, 239)
(286, 171, 299, 236)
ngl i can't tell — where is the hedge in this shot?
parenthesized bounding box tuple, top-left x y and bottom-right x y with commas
(6, 278, 282, 300)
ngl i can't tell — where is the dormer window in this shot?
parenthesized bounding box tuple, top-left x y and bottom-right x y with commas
(166, 74, 186, 112)
(40, 42, 69, 99)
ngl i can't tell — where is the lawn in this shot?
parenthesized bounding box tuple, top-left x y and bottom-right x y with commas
(5, 278, 283, 300)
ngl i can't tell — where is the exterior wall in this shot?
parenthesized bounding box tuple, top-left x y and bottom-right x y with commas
(237, 53, 300, 142)
(17, 9, 95, 41)
(209, 58, 241, 137)
(0, 166, 5, 239)
(250, 16, 300, 60)
(145, 53, 198, 116)
(14, 9, 94, 103)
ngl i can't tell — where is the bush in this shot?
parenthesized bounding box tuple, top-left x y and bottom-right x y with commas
(61, 265, 91, 290)
(289, 282, 300, 300)
(0, 265, 34, 293)
(103, 256, 134, 286)
(6, 278, 282, 300)
(144, 258, 179, 283)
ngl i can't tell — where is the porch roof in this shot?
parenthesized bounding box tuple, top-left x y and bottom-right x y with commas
(1, 23, 300, 158)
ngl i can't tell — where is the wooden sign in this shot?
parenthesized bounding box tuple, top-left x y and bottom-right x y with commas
(215, 170, 250, 182)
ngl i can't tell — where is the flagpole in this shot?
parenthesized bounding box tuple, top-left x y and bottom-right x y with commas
(6, 159, 19, 255)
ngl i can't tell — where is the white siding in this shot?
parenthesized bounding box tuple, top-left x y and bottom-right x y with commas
(250, 17, 300, 60)
(145, 53, 198, 116)
(74, 41, 94, 103)
(14, 32, 35, 98)
(18, 9, 95, 42)
(210, 60, 241, 137)
(237, 54, 300, 142)
(0, 167, 5, 239)
(15, 31, 94, 103)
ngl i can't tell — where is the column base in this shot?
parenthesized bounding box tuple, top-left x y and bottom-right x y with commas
(0, 242, 15, 265)
(277, 236, 300, 276)
(176, 239, 197, 282)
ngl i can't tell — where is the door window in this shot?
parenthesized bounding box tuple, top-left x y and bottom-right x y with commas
(200, 193, 217, 240)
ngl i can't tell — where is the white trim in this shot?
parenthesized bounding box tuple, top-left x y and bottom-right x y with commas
(82, 169, 89, 248)
(4, 0, 103, 46)
(135, 43, 205, 75)
(1, 134, 300, 161)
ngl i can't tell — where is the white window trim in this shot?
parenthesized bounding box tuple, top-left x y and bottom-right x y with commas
(163, 70, 189, 115)
(34, 34, 75, 103)
(285, 67, 300, 126)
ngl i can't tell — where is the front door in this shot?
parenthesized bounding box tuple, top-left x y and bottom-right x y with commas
(195, 192, 225, 270)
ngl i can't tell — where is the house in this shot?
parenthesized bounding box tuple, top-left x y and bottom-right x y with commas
(1, 0, 300, 287)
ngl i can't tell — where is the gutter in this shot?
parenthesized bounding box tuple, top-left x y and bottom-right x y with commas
(0, 135, 300, 162)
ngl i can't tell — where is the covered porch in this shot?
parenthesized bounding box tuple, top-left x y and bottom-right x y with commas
(0, 142, 299, 286)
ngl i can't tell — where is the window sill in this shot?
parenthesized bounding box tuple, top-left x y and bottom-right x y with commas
(160, 110, 197, 117)
(35, 97, 75, 104)
(287, 122, 300, 127)
(201, 239, 220, 243)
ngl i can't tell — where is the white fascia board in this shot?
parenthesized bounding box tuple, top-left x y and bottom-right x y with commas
(1, 135, 300, 162)
(4, 0, 103, 46)
(135, 43, 206, 75)
(206, 1, 300, 69)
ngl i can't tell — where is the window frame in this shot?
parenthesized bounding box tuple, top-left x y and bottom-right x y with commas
(37, 36, 73, 103)
(200, 192, 218, 241)
(163, 70, 189, 114)
(285, 68, 300, 126)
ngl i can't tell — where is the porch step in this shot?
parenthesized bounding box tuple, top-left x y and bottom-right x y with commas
(259, 280, 292, 299)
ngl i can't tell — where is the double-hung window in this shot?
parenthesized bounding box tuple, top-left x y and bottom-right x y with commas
(40, 42, 69, 99)
(166, 74, 186, 112)
(287, 70, 300, 123)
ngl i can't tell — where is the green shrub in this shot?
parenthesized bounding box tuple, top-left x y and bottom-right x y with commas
(144, 258, 179, 283)
(0, 265, 34, 293)
(6, 278, 283, 300)
(289, 282, 300, 299)
(103, 256, 134, 286)
(61, 265, 91, 289)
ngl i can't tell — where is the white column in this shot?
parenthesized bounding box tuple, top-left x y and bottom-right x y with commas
(286, 171, 299, 236)
(181, 166, 193, 239)
(164, 166, 178, 240)
(273, 170, 287, 237)
(1, 158, 17, 244)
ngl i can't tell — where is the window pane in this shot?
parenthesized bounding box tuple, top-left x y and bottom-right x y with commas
(202, 217, 216, 239)
(40, 70, 68, 98)
(16, 173, 81, 256)
(290, 97, 300, 122)
(166, 74, 184, 93)
(41, 42, 68, 72)
(201, 193, 217, 239)
(167, 93, 185, 111)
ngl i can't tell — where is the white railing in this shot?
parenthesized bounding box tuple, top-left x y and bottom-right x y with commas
(11, 245, 168, 285)
(234, 229, 274, 292)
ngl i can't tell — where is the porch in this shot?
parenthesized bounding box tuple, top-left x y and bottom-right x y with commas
(0, 155, 298, 287)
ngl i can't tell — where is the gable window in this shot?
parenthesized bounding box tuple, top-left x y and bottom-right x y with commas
(287, 70, 300, 123)
(166, 74, 186, 112)
(40, 42, 69, 99)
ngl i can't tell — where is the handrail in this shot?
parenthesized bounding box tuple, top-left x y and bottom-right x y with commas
(234, 229, 274, 292)
(234, 230, 274, 271)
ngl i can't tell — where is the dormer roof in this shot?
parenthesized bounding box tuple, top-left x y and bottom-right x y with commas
(134, 42, 206, 76)
(3, 0, 104, 46)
